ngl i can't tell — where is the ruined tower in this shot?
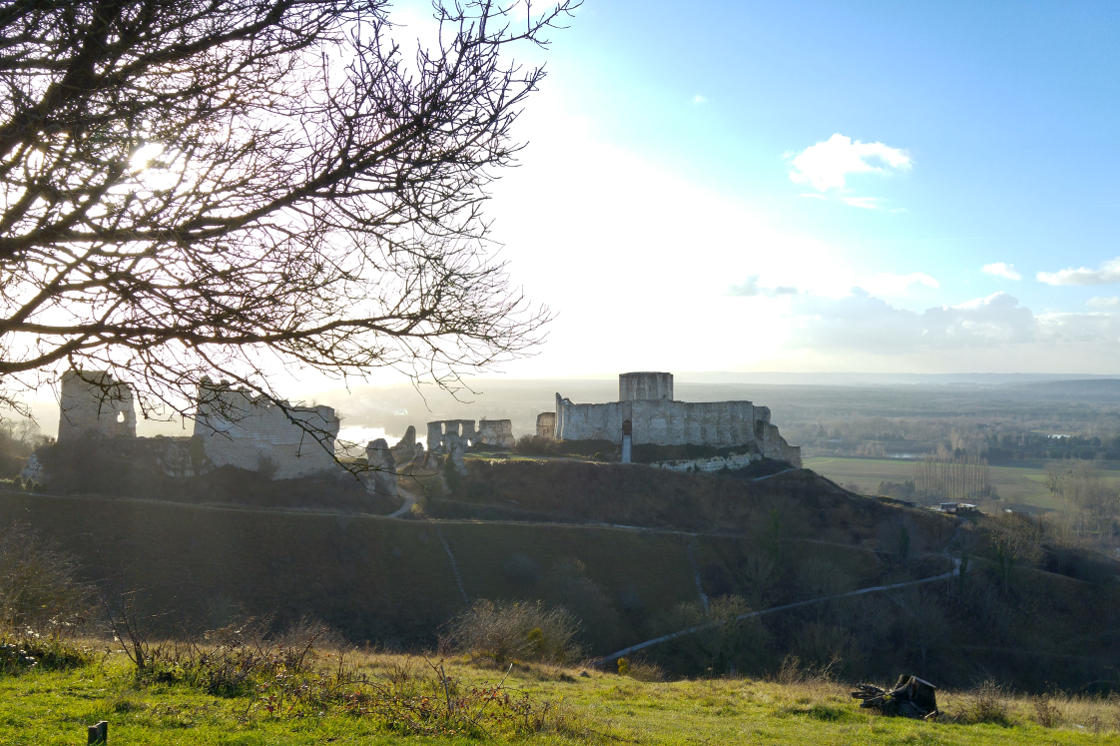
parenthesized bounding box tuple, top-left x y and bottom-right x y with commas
(57, 370, 137, 442)
(618, 372, 674, 402)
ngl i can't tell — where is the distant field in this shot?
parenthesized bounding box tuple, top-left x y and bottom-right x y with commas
(805, 456, 1120, 511)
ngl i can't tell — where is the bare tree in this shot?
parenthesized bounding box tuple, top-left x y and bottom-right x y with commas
(0, 0, 575, 418)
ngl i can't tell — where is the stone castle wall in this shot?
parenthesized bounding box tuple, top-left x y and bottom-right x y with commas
(556, 396, 763, 446)
(193, 383, 340, 479)
(555, 395, 800, 466)
(427, 418, 515, 450)
(477, 419, 515, 448)
(554, 372, 801, 467)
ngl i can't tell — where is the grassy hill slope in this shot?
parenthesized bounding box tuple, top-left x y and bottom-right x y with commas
(3, 458, 1118, 690)
(3, 646, 1118, 745)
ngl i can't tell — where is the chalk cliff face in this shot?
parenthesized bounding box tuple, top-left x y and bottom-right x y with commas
(553, 372, 801, 467)
(192, 381, 340, 479)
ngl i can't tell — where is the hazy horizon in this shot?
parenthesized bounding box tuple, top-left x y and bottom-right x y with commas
(27, 368, 1120, 442)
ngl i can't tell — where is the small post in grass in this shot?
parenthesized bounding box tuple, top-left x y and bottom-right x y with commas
(88, 720, 108, 744)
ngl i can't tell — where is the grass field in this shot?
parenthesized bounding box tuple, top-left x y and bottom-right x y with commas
(805, 456, 1120, 511)
(2, 645, 1118, 745)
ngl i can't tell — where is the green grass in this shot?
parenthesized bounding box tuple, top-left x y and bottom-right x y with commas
(804, 456, 1120, 511)
(2, 647, 1118, 745)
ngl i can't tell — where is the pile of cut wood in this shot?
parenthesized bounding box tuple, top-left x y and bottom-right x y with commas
(851, 674, 939, 719)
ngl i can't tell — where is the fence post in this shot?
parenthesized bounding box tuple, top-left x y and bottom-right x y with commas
(88, 720, 108, 745)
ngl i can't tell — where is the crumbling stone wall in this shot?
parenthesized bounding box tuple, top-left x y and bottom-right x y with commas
(58, 370, 137, 442)
(365, 438, 398, 499)
(193, 381, 340, 479)
(477, 419, 515, 448)
(427, 419, 477, 452)
(390, 426, 424, 468)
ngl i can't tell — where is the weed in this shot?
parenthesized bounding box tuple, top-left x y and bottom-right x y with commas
(775, 654, 839, 686)
(1032, 695, 1062, 728)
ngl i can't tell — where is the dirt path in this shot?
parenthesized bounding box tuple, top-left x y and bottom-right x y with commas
(594, 555, 963, 666)
(386, 486, 417, 518)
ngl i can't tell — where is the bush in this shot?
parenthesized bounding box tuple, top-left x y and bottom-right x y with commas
(958, 679, 1013, 726)
(446, 600, 582, 665)
(0, 631, 92, 675)
(135, 618, 325, 696)
(1032, 696, 1062, 728)
(617, 656, 663, 682)
(0, 522, 90, 632)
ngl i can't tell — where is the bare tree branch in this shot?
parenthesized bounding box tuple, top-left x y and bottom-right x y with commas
(0, 0, 573, 417)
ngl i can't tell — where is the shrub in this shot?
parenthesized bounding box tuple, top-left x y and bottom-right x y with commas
(1032, 696, 1062, 728)
(0, 631, 92, 675)
(446, 600, 582, 665)
(618, 657, 663, 682)
(136, 618, 325, 696)
(0, 522, 90, 632)
(959, 679, 1013, 726)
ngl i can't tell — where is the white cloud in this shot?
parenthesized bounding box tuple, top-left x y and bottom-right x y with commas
(728, 275, 798, 297)
(981, 262, 1021, 281)
(691, 94, 708, 105)
(1088, 296, 1120, 309)
(788, 290, 1036, 353)
(787, 133, 912, 192)
(1037, 257, 1120, 285)
(862, 272, 940, 296)
(843, 196, 882, 210)
(1037, 311, 1120, 344)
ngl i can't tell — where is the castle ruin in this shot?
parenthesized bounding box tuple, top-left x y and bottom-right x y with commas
(553, 372, 801, 467)
(426, 418, 516, 451)
(535, 412, 556, 439)
(193, 380, 340, 479)
(58, 370, 137, 442)
(477, 418, 515, 448)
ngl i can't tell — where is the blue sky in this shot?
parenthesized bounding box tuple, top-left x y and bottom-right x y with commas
(393, 2, 1120, 378)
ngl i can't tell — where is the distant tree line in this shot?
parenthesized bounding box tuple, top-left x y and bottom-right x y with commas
(914, 454, 993, 502)
(875, 453, 994, 503)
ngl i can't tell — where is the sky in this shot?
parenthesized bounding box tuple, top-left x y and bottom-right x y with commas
(400, 0, 1120, 378)
(25, 1, 1120, 434)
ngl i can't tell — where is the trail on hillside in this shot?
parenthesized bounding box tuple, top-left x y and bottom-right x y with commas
(435, 525, 470, 604)
(387, 486, 417, 518)
(594, 555, 963, 666)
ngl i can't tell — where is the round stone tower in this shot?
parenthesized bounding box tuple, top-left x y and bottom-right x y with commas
(618, 371, 674, 402)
